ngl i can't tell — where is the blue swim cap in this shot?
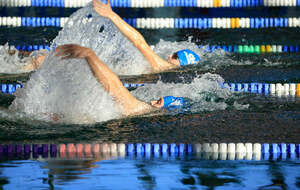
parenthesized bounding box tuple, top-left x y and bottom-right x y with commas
(177, 49, 201, 66)
(163, 96, 185, 108)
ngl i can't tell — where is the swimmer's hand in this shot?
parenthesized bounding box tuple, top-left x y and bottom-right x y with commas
(93, 0, 113, 18)
(55, 44, 93, 59)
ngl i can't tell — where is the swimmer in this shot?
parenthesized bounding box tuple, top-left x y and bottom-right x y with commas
(18, 0, 201, 73)
(55, 44, 185, 116)
(92, 0, 201, 72)
(23, 53, 46, 71)
(8, 49, 47, 72)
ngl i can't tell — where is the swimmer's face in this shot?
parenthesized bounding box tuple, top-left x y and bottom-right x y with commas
(149, 98, 164, 108)
(168, 53, 180, 66)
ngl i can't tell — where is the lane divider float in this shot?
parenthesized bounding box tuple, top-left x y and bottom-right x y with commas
(2, 83, 300, 97)
(1, 17, 300, 29)
(0, 84, 23, 94)
(6, 44, 300, 54)
(124, 82, 300, 97)
(202, 44, 300, 53)
(0, 0, 299, 8)
(0, 143, 299, 160)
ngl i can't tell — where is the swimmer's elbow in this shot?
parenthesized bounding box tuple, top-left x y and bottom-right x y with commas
(134, 38, 148, 49)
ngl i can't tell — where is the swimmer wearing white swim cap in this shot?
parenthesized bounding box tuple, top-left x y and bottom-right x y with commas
(55, 44, 184, 117)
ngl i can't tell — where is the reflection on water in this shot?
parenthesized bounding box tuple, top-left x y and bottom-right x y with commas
(0, 5, 300, 190)
(0, 151, 300, 190)
(260, 161, 287, 190)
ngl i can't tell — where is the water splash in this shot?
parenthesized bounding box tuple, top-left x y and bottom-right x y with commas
(10, 53, 121, 124)
(0, 44, 31, 74)
(52, 3, 246, 75)
(153, 40, 253, 71)
(8, 4, 248, 124)
(131, 73, 234, 113)
(52, 4, 151, 75)
(0, 4, 289, 75)
(10, 61, 240, 124)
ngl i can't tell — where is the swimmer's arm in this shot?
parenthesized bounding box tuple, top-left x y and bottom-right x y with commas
(86, 50, 154, 115)
(55, 44, 152, 115)
(92, 0, 177, 72)
(107, 12, 176, 72)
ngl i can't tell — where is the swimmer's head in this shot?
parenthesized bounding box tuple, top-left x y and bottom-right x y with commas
(168, 49, 200, 67)
(150, 96, 184, 109)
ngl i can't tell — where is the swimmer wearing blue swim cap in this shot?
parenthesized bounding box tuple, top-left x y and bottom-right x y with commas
(167, 49, 201, 67)
(93, 0, 201, 73)
(21, 1, 202, 74)
(150, 96, 185, 109)
(55, 44, 187, 119)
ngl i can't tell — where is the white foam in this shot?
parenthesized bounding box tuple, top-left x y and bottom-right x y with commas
(10, 68, 236, 124)
(52, 4, 151, 76)
(131, 73, 232, 113)
(10, 53, 121, 124)
(52, 4, 238, 75)
(7, 4, 246, 124)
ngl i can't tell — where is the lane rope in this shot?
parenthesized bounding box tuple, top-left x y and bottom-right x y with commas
(0, 17, 300, 29)
(2, 83, 300, 96)
(123, 82, 300, 97)
(7, 44, 300, 53)
(0, 0, 300, 8)
(0, 143, 299, 161)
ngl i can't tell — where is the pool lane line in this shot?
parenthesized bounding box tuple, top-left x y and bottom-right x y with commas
(202, 44, 300, 53)
(125, 82, 300, 97)
(1, 0, 300, 8)
(2, 83, 300, 97)
(6, 44, 300, 53)
(0, 83, 23, 94)
(1, 17, 300, 29)
(0, 143, 299, 161)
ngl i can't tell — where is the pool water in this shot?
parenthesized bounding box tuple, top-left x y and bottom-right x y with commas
(0, 4, 300, 190)
(1, 149, 300, 190)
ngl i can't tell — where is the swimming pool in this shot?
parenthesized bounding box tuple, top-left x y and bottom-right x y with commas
(0, 1, 300, 189)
